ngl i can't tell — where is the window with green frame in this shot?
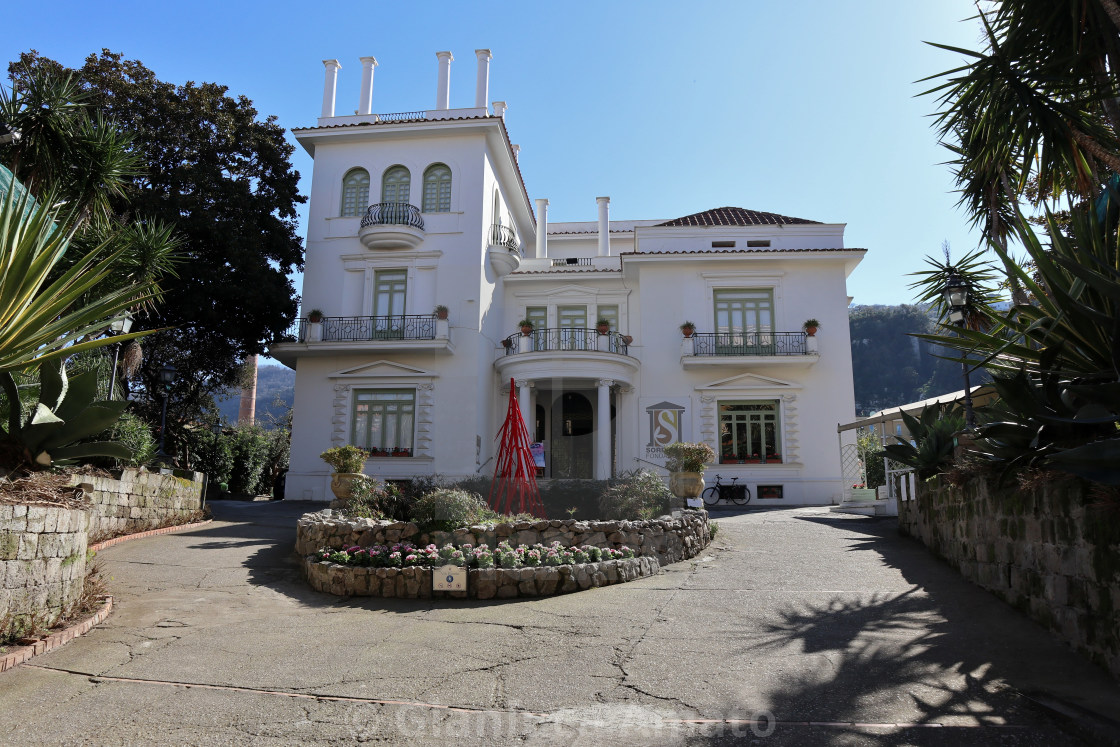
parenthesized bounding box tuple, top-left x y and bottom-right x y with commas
(596, 305, 619, 331)
(718, 400, 782, 463)
(714, 289, 773, 332)
(421, 163, 452, 212)
(341, 168, 370, 217)
(352, 390, 415, 455)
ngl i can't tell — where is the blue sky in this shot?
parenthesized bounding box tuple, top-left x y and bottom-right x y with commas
(4, 0, 986, 307)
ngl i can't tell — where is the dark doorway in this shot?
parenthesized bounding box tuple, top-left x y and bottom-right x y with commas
(551, 392, 593, 479)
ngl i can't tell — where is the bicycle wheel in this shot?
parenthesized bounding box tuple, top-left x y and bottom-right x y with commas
(702, 485, 720, 507)
(737, 486, 752, 505)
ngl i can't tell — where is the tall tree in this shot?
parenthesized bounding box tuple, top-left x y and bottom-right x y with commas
(8, 51, 305, 441)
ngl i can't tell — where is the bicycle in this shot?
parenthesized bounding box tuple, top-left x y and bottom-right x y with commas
(702, 474, 751, 506)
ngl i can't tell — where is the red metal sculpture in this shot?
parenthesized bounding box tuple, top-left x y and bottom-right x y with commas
(489, 378, 546, 517)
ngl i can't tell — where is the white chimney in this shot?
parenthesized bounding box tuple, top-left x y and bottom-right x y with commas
(596, 196, 610, 257)
(535, 198, 549, 259)
(493, 101, 507, 118)
(358, 56, 378, 116)
(474, 49, 491, 110)
(511, 144, 520, 161)
(436, 51, 453, 110)
(321, 59, 341, 118)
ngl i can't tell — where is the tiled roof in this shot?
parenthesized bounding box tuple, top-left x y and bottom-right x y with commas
(656, 207, 821, 227)
(621, 248, 865, 256)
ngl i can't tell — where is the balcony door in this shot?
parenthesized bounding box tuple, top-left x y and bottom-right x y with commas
(373, 270, 407, 338)
(558, 306, 587, 351)
(714, 289, 774, 353)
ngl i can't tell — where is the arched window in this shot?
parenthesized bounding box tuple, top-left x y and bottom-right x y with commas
(381, 165, 411, 204)
(340, 168, 370, 217)
(422, 163, 453, 212)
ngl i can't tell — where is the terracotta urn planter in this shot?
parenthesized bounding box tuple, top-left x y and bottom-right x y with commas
(669, 471, 705, 499)
(330, 472, 366, 501)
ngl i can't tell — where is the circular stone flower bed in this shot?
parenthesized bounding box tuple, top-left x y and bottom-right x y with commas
(298, 510, 710, 600)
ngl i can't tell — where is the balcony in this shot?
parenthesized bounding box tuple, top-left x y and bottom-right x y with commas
(502, 328, 628, 356)
(358, 203, 425, 249)
(495, 328, 638, 383)
(681, 331, 819, 369)
(487, 224, 521, 276)
(267, 314, 452, 366)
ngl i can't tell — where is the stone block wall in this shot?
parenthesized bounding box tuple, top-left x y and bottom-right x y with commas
(296, 510, 711, 566)
(0, 504, 90, 632)
(899, 475, 1120, 679)
(73, 468, 205, 540)
(304, 556, 661, 600)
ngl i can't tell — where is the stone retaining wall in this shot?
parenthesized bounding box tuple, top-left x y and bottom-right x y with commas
(0, 504, 90, 632)
(899, 475, 1120, 679)
(304, 555, 661, 600)
(296, 510, 711, 566)
(72, 468, 205, 540)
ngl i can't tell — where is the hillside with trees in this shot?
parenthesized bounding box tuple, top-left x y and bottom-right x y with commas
(848, 304, 976, 416)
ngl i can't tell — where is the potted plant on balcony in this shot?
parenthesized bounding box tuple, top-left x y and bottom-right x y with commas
(803, 318, 821, 336)
(596, 317, 611, 335)
(320, 445, 368, 504)
(434, 305, 449, 320)
(308, 308, 324, 323)
(663, 441, 715, 509)
(680, 321, 696, 338)
(519, 318, 534, 336)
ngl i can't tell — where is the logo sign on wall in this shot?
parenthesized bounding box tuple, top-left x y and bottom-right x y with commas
(433, 564, 467, 592)
(642, 399, 688, 463)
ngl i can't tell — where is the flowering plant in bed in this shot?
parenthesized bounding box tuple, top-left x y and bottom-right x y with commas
(316, 541, 635, 569)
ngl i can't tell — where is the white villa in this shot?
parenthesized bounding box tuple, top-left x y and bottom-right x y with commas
(270, 51, 865, 505)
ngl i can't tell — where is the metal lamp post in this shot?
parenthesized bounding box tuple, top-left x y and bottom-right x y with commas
(155, 363, 177, 463)
(107, 313, 133, 400)
(942, 271, 976, 429)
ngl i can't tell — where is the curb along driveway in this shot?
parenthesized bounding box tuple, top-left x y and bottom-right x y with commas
(1, 501, 1116, 745)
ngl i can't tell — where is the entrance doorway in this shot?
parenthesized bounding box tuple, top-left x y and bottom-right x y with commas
(551, 392, 593, 478)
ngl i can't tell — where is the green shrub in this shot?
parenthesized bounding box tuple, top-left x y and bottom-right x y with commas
(709, 521, 720, 540)
(410, 488, 497, 532)
(663, 442, 715, 473)
(226, 425, 271, 494)
(598, 469, 672, 520)
(185, 427, 234, 487)
(347, 478, 409, 521)
(108, 412, 157, 466)
(319, 445, 367, 474)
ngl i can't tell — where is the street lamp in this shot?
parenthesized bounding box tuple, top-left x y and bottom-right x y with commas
(155, 363, 177, 464)
(107, 312, 133, 400)
(942, 271, 976, 428)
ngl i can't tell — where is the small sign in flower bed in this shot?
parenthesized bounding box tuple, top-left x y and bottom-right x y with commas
(304, 540, 660, 600)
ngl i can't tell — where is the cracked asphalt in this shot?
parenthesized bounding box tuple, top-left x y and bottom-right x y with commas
(1, 501, 1118, 745)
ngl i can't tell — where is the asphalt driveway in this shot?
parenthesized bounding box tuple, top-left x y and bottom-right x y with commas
(0, 501, 1116, 745)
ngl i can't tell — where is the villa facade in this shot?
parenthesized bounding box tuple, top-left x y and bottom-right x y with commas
(270, 51, 865, 505)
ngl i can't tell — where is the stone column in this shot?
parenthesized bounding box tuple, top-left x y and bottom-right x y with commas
(596, 196, 610, 257)
(474, 49, 492, 109)
(535, 198, 548, 259)
(358, 56, 378, 115)
(321, 59, 341, 118)
(595, 379, 614, 480)
(436, 51, 453, 110)
(516, 379, 533, 435)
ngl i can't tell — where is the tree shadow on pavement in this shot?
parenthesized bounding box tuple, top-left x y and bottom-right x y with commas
(698, 515, 1110, 746)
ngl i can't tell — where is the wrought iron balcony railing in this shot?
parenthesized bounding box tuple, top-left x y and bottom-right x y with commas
(489, 224, 519, 254)
(690, 331, 808, 356)
(360, 203, 425, 230)
(502, 328, 629, 356)
(284, 314, 437, 343)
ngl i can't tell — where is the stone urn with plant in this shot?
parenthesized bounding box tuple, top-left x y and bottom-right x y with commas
(320, 445, 368, 504)
(663, 441, 715, 509)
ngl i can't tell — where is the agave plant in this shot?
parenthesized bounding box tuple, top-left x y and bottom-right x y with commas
(881, 403, 966, 480)
(1, 361, 130, 470)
